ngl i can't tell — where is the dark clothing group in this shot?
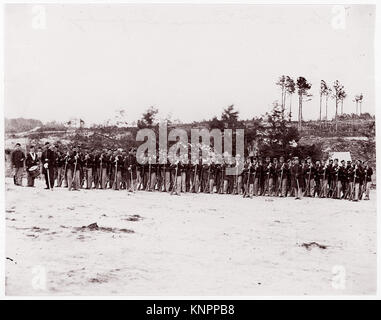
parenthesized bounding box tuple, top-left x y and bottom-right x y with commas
(22, 148, 373, 201)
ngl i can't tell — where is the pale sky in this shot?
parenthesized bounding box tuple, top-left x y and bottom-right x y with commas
(4, 4, 375, 125)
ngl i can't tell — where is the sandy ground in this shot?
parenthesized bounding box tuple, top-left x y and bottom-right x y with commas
(5, 177, 377, 296)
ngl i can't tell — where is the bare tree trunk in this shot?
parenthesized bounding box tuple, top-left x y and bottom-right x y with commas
(289, 93, 292, 122)
(298, 94, 302, 131)
(325, 94, 329, 121)
(356, 101, 358, 115)
(319, 93, 322, 123)
(335, 97, 338, 132)
(341, 100, 344, 115)
(360, 101, 362, 114)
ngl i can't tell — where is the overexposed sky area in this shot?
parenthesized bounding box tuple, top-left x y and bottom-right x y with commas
(4, 4, 375, 125)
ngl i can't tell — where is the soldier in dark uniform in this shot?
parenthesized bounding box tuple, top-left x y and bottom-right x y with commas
(55, 150, 65, 187)
(324, 159, 333, 197)
(262, 157, 274, 196)
(358, 160, 366, 200)
(83, 149, 94, 189)
(53, 148, 60, 186)
(120, 150, 128, 190)
(223, 156, 234, 194)
(25, 145, 39, 187)
(135, 153, 143, 190)
(91, 150, 99, 189)
(127, 148, 138, 192)
(208, 158, 217, 194)
(106, 149, 113, 188)
(138, 159, 146, 191)
(242, 157, 253, 198)
(184, 159, 192, 192)
(290, 156, 303, 200)
(337, 160, 347, 199)
(248, 157, 256, 198)
(36, 146, 43, 181)
(286, 158, 292, 197)
(42, 142, 56, 190)
(148, 156, 158, 191)
(214, 158, 223, 194)
(170, 159, 181, 196)
(123, 149, 131, 191)
(145, 156, 152, 191)
(253, 157, 262, 196)
(234, 155, 244, 195)
(163, 157, 171, 192)
(111, 150, 123, 190)
(330, 159, 339, 198)
(303, 157, 314, 197)
(272, 158, 279, 196)
(344, 161, 354, 199)
(61, 150, 70, 188)
(352, 160, 363, 201)
(98, 149, 108, 189)
(313, 160, 323, 197)
(140, 160, 147, 191)
(67, 146, 82, 191)
(142, 160, 151, 190)
(177, 155, 186, 193)
(11, 143, 25, 186)
(202, 159, 210, 193)
(156, 161, 163, 192)
(188, 160, 197, 193)
(199, 159, 207, 193)
(363, 161, 373, 200)
(320, 160, 330, 198)
(277, 156, 288, 197)
(217, 158, 224, 194)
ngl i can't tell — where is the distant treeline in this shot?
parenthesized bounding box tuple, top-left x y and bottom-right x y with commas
(5, 118, 43, 133)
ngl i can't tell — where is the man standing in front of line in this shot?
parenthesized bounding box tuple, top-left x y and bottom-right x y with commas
(11, 143, 25, 186)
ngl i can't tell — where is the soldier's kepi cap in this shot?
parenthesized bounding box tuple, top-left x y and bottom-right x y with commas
(293, 156, 299, 160)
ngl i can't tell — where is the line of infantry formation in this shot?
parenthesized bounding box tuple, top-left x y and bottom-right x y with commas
(10, 141, 373, 201)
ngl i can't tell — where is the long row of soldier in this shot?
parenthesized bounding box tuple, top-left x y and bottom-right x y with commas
(12, 142, 373, 201)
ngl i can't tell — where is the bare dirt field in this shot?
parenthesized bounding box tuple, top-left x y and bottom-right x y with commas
(4, 177, 377, 296)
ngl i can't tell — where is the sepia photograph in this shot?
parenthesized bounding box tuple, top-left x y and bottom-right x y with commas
(2, 3, 378, 298)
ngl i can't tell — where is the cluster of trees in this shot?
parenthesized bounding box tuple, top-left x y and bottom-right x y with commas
(276, 75, 366, 132)
(276, 75, 312, 130)
(336, 112, 373, 121)
(353, 94, 364, 114)
(204, 103, 321, 159)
